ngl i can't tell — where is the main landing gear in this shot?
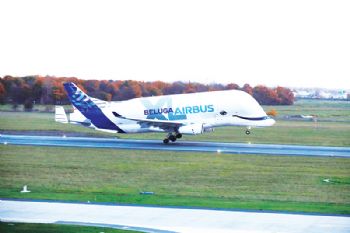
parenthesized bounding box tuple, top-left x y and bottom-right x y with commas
(163, 133, 182, 144)
(245, 126, 251, 135)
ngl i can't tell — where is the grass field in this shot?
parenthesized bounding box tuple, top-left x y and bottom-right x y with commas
(0, 222, 138, 233)
(268, 99, 350, 122)
(1, 100, 349, 146)
(0, 104, 73, 113)
(1, 145, 349, 215)
(1, 111, 350, 146)
(0, 99, 349, 217)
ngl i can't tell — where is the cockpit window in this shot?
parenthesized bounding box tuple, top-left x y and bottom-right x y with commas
(220, 110, 227, 115)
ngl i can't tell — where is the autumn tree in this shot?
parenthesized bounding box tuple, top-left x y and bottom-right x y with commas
(241, 83, 253, 95)
(118, 80, 142, 100)
(51, 81, 66, 104)
(40, 77, 55, 104)
(208, 83, 225, 91)
(163, 81, 186, 95)
(0, 76, 294, 105)
(253, 85, 280, 105)
(275, 86, 294, 105)
(84, 80, 100, 93)
(192, 83, 209, 92)
(33, 76, 44, 103)
(0, 82, 6, 104)
(185, 82, 196, 93)
(109, 81, 123, 100)
(226, 83, 239, 90)
(151, 81, 168, 94)
(84, 80, 110, 101)
(142, 82, 163, 97)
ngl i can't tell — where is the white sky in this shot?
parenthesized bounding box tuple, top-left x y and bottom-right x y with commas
(0, 0, 349, 89)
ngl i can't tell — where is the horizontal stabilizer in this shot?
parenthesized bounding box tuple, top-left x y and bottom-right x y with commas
(55, 106, 68, 123)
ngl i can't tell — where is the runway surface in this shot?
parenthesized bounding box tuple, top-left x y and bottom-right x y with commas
(1, 199, 349, 233)
(1, 134, 350, 157)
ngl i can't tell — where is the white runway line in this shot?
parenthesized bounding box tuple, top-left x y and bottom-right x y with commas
(1, 199, 350, 233)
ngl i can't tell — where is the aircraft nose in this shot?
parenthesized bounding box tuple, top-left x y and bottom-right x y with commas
(266, 117, 276, 126)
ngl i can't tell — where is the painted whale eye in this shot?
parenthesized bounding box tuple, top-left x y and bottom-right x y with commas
(220, 111, 227, 115)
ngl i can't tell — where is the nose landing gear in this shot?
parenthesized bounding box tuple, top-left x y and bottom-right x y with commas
(245, 126, 251, 135)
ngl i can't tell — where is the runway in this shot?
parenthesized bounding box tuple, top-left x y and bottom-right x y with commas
(1, 199, 349, 233)
(1, 134, 350, 157)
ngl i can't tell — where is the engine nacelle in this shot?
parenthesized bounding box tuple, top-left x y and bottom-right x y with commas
(178, 124, 204, 135)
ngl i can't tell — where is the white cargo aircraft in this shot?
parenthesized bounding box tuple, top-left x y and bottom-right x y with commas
(56, 82, 275, 143)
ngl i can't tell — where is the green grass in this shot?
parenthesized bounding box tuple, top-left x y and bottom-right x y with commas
(1, 111, 350, 146)
(1, 99, 350, 146)
(0, 104, 73, 113)
(0, 222, 138, 233)
(191, 121, 350, 146)
(265, 99, 350, 122)
(1, 99, 349, 216)
(0, 112, 109, 137)
(1, 145, 349, 215)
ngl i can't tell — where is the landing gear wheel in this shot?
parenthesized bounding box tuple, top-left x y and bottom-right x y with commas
(176, 133, 182, 139)
(169, 135, 177, 142)
(245, 130, 251, 135)
(163, 138, 169, 144)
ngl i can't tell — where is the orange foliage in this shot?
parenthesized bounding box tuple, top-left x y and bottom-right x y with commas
(267, 109, 278, 117)
(0, 76, 295, 105)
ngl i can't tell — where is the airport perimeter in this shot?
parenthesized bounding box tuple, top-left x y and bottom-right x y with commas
(1, 100, 350, 232)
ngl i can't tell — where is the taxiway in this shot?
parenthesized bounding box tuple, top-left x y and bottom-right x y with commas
(1, 199, 349, 233)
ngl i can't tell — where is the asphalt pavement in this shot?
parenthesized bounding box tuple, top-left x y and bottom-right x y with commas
(0, 134, 350, 157)
(1, 199, 350, 233)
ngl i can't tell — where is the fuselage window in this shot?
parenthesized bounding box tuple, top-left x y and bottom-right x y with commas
(220, 110, 227, 115)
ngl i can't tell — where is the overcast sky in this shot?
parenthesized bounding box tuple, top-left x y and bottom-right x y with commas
(0, 0, 349, 89)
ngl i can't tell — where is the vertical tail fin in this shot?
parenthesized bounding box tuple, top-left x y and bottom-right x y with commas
(55, 106, 68, 123)
(63, 82, 125, 133)
(63, 82, 99, 114)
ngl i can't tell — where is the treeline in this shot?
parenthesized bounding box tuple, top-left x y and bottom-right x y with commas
(0, 76, 294, 107)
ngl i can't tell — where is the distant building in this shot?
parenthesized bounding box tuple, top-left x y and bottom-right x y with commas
(293, 89, 349, 100)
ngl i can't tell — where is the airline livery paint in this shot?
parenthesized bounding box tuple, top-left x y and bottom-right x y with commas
(60, 82, 275, 143)
(144, 105, 214, 116)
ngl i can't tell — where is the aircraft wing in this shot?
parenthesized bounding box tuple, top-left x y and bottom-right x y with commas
(112, 112, 184, 130)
